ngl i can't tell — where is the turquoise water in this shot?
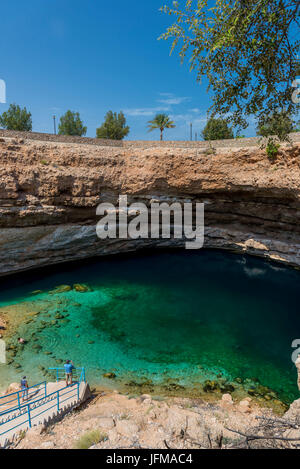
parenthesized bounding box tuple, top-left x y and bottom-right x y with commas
(0, 250, 299, 403)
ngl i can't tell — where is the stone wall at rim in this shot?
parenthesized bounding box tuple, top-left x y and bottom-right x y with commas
(0, 128, 299, 149)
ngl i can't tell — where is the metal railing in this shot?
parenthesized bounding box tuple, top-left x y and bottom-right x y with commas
(0, 367, 86, 443)
(0, 381, 47, 413)
(48, 367, 86, 383)
(0, 382, 80, 439)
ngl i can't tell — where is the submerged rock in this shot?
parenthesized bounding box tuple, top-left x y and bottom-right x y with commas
(203, 380, 221, 393)
(247, 383, 277, 401)
(0, 316, 6, 331)
(61, 319, 70, 324)
(55, 313, 65, 319)
(103, 372, 117, 379)
(163, 383, 185, 392)
(50, 285, 72, 294)
(32, 345, 42, 351)
(220, 382, 235, 393)
(73, 284, 92, 293)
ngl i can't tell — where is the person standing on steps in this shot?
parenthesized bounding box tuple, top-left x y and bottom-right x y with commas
(21, 376, 29, 402)
(64, 360, 74, 387)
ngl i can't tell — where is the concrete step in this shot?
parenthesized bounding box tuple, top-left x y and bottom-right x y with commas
(0, 381, 90, 448)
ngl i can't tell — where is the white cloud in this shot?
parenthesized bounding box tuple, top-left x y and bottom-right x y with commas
(157, 93, 190, 106)
(124, 107, 170, 117)
(170, 113, 207, 125)
(158, 97, 190, 105)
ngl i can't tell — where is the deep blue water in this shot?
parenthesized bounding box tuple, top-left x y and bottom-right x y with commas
(0, 250, 299, 403)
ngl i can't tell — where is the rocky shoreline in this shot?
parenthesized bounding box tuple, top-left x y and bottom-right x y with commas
(10, 387, 300, 449)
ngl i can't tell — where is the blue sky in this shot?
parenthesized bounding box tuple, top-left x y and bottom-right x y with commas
(0, 0, 255, 140)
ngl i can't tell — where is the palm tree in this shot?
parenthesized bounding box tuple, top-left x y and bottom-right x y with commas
(147, 113, 175, 141)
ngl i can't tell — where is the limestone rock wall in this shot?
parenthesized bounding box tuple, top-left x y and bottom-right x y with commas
(1, 136, 300, 276)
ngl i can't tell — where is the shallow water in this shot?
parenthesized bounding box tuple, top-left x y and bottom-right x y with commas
(0, 250, 299, 403)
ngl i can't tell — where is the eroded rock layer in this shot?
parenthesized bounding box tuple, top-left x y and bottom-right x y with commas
(1, 136, 300, 276)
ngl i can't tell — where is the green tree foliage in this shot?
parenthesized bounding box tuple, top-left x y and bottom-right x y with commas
(96, 111, 130, 140)
(202, 117, 234, 140)
(58, 110, 87, 136)
(266, 139, 280, 161)
(160, 0, 300, 140)
(147, 113, 176, 140)
(0, 104, 32, 131)
(257, 110, 297, 140)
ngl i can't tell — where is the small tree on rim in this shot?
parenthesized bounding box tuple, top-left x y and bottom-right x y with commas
(0, 104, 32, 131)
(147, 113, 176, 141)
(58, 110, 87, 136)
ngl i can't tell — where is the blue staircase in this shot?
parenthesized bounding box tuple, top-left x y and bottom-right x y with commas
(0, 367, 86, 447)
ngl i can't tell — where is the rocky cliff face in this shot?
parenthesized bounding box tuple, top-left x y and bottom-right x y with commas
(1, 136, 300, 276)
